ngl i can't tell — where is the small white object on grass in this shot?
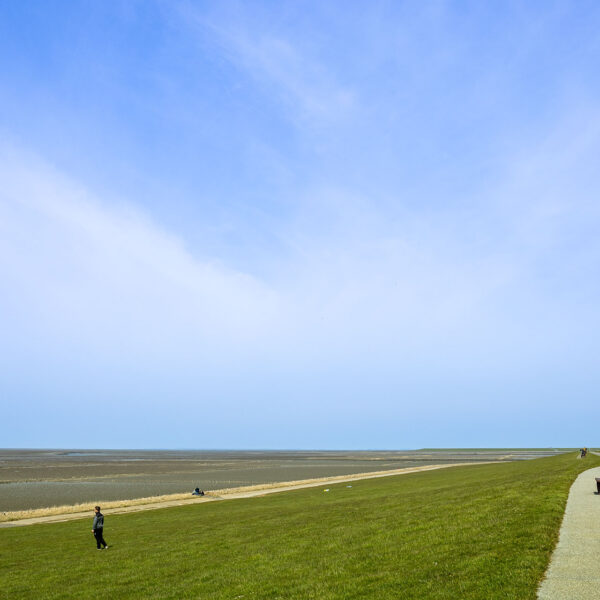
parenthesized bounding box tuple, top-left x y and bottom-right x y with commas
(324, 489, 329, 492)
(346, 485, 352, 488)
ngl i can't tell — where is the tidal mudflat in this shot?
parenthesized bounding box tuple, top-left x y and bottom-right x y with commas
(0, 448, 564, 511)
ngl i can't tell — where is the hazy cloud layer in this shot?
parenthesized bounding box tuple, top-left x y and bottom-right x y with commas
(2, 2, 600, 447)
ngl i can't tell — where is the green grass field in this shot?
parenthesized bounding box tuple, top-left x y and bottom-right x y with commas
(2, 452, 597, 599)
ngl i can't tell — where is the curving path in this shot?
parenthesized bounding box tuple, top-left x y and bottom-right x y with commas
(538, 465, 600, 599)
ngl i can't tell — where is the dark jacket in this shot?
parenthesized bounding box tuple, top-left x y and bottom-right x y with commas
(93, 512, 104, 530)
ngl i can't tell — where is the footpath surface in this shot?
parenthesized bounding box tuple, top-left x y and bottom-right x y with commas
(538, 464, 600, 599)
(0, 462, 485, 528)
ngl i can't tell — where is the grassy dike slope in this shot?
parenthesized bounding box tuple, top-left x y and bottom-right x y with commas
(2, 453, 596, 599)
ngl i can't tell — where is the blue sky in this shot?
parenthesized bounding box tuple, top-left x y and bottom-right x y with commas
(2, 1, 600, 449)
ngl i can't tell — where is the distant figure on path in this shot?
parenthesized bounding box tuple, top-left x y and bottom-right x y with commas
(192, 487, 205, 496)
(92, 506, 108, 550)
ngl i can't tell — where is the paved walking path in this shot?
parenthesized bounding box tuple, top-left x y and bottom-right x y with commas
(538, 465, 600, 599)
(0, 462, 489, 528)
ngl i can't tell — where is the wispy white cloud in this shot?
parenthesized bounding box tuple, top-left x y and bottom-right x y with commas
(0, 143, 504, 394)
(0, 145, 282, 373)
(178, 3, 356, 125)
(2, 100, 600, 447)
(3, 103, 600, 386)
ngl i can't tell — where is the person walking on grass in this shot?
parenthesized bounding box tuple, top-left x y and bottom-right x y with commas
(92, 506, 108, 550)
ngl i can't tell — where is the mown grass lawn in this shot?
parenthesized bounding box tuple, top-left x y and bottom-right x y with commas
(2, 453, 596, 599)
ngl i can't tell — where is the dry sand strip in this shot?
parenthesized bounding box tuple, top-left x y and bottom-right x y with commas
(537, 465, 600, 599)
(0, 462, 493, 528)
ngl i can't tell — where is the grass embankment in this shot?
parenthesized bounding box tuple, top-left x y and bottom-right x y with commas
(1, 452, 596, 599)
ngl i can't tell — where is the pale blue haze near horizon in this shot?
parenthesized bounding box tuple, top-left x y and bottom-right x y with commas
(1, 1, 600, 449)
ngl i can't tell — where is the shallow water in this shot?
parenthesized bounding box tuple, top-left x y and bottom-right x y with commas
(0, 448, 565, 511)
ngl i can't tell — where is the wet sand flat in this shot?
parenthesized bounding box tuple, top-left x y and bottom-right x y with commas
(0, 462, 492, 527)
(0, 448, 564, 512)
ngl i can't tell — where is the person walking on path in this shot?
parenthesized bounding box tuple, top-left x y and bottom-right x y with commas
(92, 506, 108, 550)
